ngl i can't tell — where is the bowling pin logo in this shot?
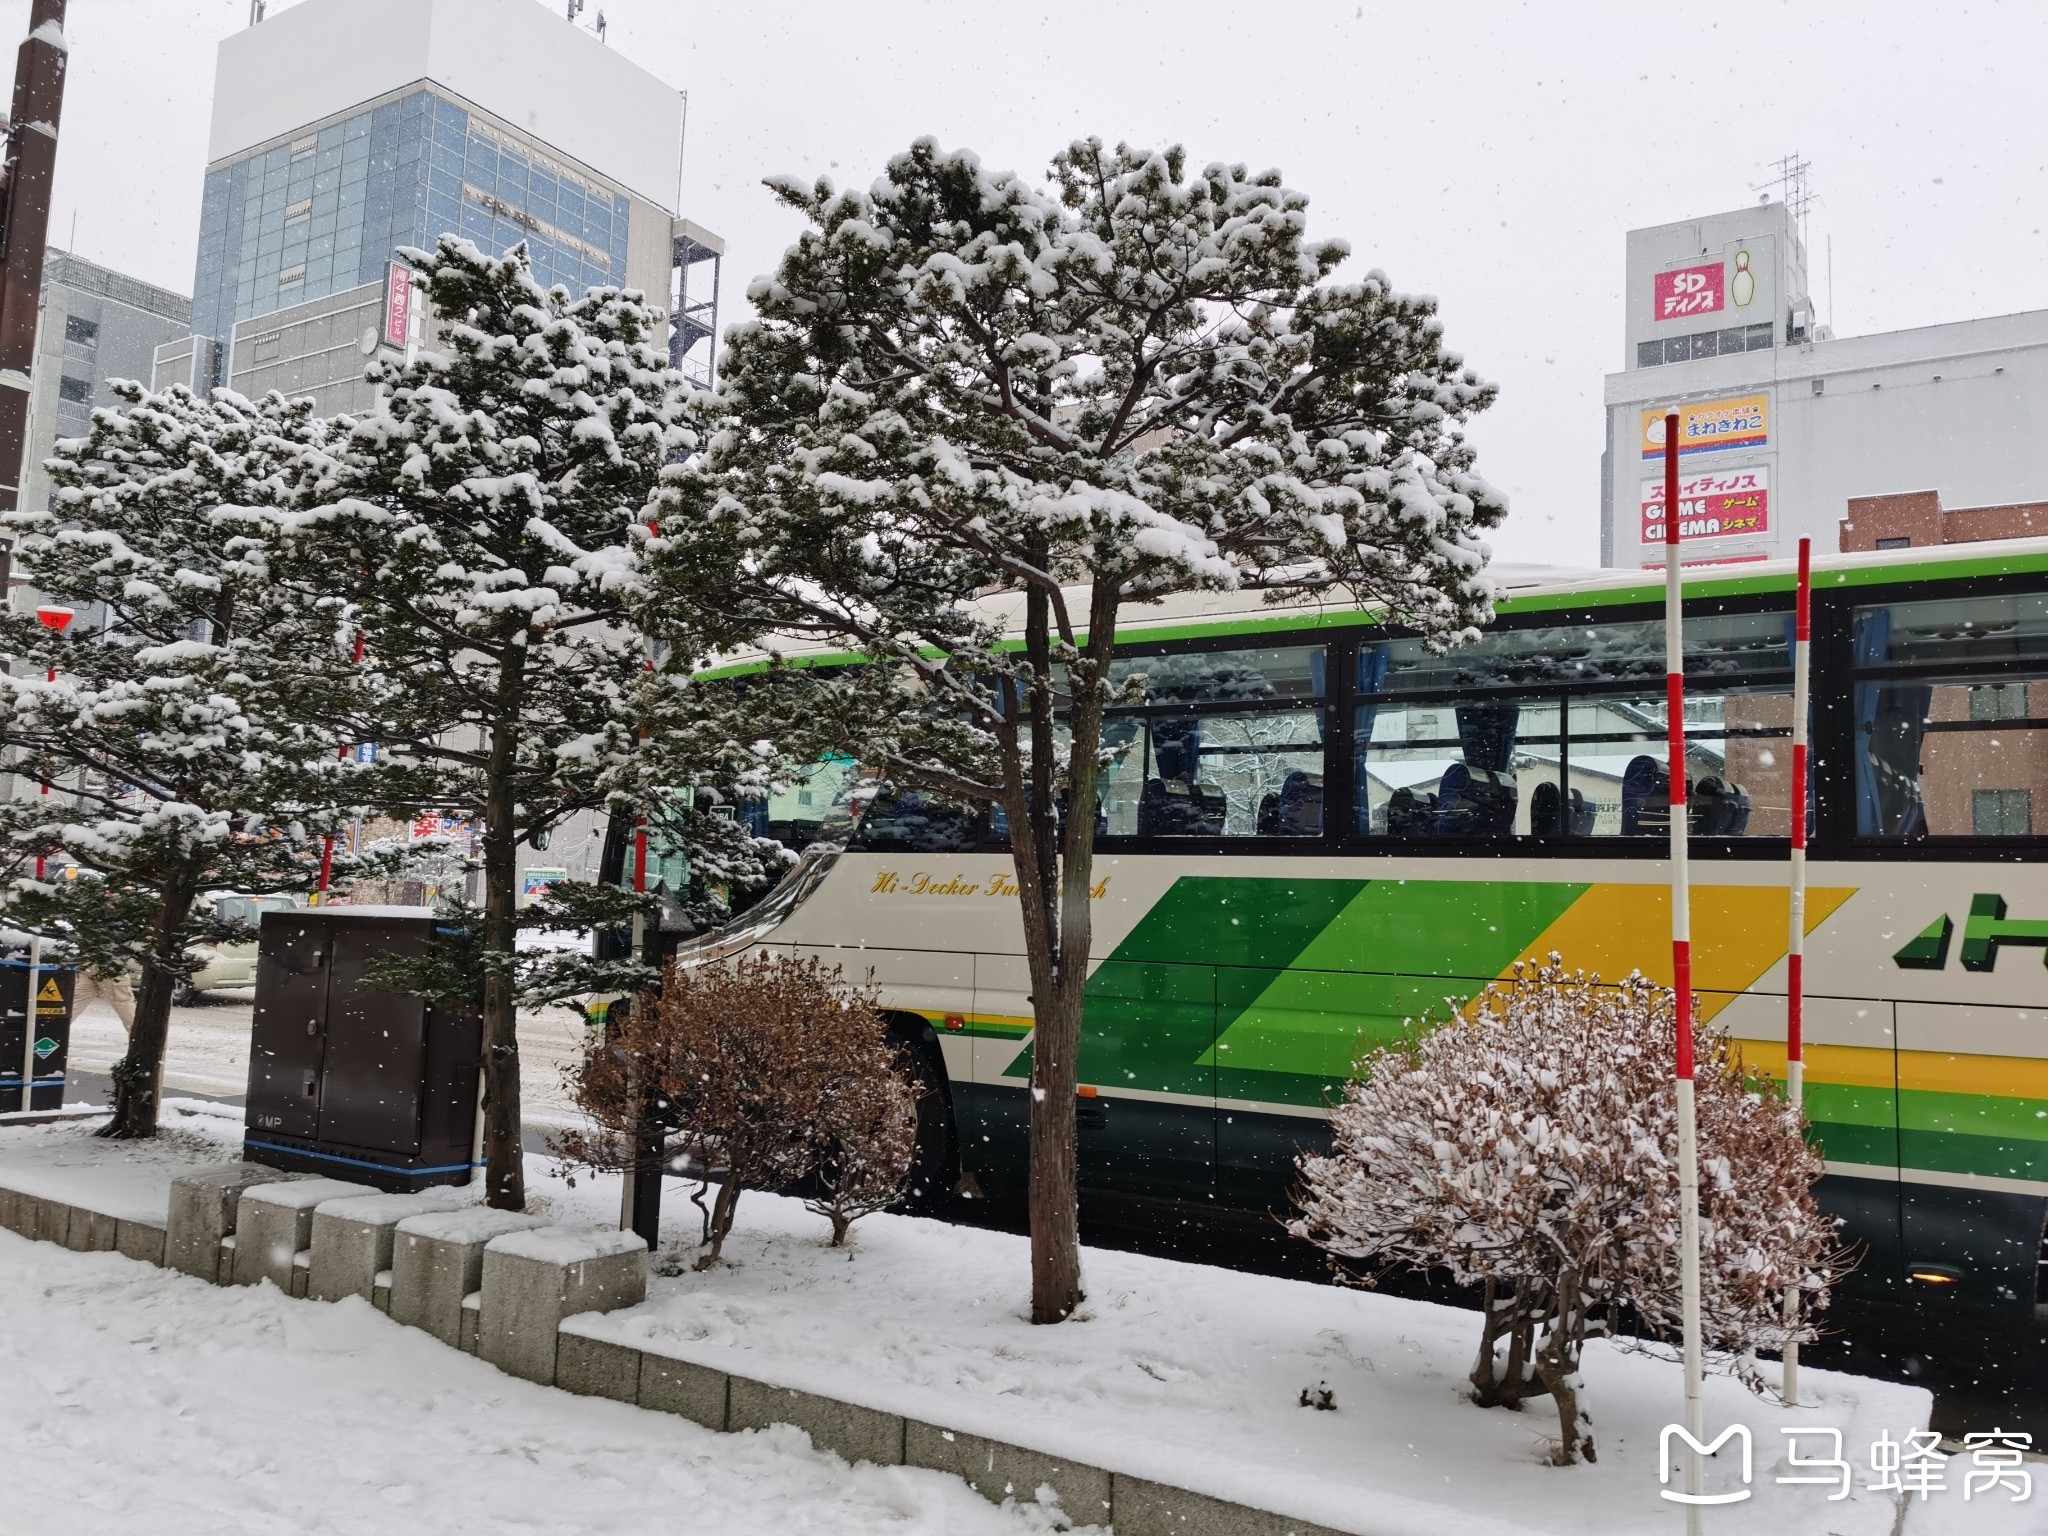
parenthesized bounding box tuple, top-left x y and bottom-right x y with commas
(1731, 249, 1756, 308)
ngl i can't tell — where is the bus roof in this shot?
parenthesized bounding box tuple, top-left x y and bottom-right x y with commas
(696, 537, 2048, 678)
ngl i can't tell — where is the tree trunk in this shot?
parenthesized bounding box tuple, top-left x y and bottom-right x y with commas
(95, 871, 198, 1140)
(1533, 1267, 1595, 1464)
(697, 1175, 742, 1267)
(478, 650, 528, 1210)
(1017, 582, 1117, 1326)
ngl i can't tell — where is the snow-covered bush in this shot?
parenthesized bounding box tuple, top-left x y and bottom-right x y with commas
(1289, 957, 1841, 1467)
(559, 953, 921, 1262)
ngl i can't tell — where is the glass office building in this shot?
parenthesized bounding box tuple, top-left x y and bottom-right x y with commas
(191, 87, 632, 356)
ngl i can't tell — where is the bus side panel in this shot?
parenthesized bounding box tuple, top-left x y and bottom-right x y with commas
(1710, 991, 1903, 1176)
(963, 952, 1031, 1193)
(1893, 1000, 2048, 1307)
(1078, 959, 1215, 1199)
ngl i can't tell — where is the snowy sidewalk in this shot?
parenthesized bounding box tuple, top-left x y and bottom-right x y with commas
(2, 1111, 2037, 1536)
(0, 1228, 1084, 1536)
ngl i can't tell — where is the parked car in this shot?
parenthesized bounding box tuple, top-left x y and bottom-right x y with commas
(181, 893, 302, 999)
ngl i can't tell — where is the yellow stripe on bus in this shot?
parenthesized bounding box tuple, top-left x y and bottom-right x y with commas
(1728, 1041, 1898, 1091)
(1733, 1041, 2048, 1101)
(1501, 883, 1858, 1022)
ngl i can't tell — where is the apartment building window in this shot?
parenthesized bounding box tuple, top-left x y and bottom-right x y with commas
(63, 315, 98, 345)
(57, 375, 92, 403)
(1875, 537, 1912, 551)
(1975, 788, 2033, 837)
(1971, 681, 2031, 720)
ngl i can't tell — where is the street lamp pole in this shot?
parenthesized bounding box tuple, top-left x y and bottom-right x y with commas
(19, 602, 70, 1109)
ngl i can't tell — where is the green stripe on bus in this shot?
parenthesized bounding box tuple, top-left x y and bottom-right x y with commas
(1807, 1121, 1900, 1168)
(1898, 1086, 2048, 1144)
(1899, 1128, 2048, 1183)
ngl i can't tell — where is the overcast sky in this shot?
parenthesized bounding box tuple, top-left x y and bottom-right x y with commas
(5, 0, 2044, 566)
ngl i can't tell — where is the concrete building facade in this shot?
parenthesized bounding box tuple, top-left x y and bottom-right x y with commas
(17, 250, 191, 517)
(161, 0, 701, 415)
(1602, 202, 2048, 568)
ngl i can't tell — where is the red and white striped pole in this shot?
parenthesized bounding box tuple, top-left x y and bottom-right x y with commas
(1663, 414, 1706, 1523)
(1782, 535, 1813, 1405)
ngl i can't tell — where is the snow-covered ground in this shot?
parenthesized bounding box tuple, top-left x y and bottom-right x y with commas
(0, 1228, 1083, 1536)
(4, 1109, 2036, 1536)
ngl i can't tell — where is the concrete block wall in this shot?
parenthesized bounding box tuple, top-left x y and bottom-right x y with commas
(477, 1226, 647, 1386)
(231, 1178, 365, 1289)
(389, 1207, 549, 1348)
(0, 1161, 1352, 1536)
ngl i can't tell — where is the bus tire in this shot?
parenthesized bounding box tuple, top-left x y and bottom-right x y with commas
(883, 1012, 959, 1213)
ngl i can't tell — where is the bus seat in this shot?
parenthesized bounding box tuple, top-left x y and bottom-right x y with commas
(1621, 755, 1670, 836)
(1258, 792, 1281, 836)
(1690, 777, 1752, 836)
(1385, 786, 1434, 837)
(1436, 763, 1516, 837)
(1530, 780, 1562, 837)
(1140, 776, 1225, 837)
(1272, 771, 1324, 835)
(1567, 786, 1596, 836)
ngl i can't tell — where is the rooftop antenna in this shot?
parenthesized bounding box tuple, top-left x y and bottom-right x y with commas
(1752, 152, 1817, 254)
(566, 0, 584, 20)
(596, 10, 607, 42)
(249, 0, 265, 22)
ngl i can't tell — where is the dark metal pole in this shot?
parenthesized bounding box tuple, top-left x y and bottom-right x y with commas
(0, 0, 68, 514)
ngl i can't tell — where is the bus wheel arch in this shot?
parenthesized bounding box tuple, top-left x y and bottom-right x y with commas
(881, 1010, 961, 1208)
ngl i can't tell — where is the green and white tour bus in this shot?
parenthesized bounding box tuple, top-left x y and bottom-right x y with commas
(688, 540, 2048, 1396)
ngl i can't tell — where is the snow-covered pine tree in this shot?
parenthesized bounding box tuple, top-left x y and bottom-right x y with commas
(652, 138, 1506, 1322)
(1289, 958, 1843, 1466)
(263, 237, 775, 1210)
(0, 382, 365, 1138)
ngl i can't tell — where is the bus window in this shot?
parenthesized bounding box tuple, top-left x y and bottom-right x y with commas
(1119, 710, 1326, 838)
(1370, 611, 1787, 693)
(1566, 688, 1792, 837)
(1094, 649, 1328, 838)
(1854, 596, 2048, 839)
(763, 758, 859, 851)
(1356, 701, 1560, 838)
(1107, 645, 1327, 704)
(853, 788, 986, 851)
(1353, 609, 1793, 843)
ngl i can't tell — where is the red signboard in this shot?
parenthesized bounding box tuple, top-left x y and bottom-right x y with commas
(1653, 261, 1725, 322)
(384, 262, 413, 348)
(1640, 467, 1770, 545)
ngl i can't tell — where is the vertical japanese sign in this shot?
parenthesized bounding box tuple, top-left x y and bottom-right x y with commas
(1654, 261, 1725, 321)
(1640, 467, 1771, 545)
(384, 261, 413, 348)
(1640, 395, 1769, 459)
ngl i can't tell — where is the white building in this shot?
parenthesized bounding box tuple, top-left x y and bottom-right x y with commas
(158, 0, 719, 412)
(1601, 201, 2048, 567)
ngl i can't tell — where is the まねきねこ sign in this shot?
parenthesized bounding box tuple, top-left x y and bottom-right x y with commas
(1641, 396, 1768, 459)
(1654, 261, 1725, 321)
(1642, 468, 1770, 545)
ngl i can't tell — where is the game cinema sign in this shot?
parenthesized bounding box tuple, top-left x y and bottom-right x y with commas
(1641, 466, 1770, 545)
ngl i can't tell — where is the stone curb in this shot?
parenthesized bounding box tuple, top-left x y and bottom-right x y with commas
(0, 1170, 1354, 1536)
